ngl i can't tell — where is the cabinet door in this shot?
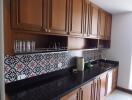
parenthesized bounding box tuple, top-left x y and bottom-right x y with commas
(90, 4, 99, 38)
(69, 0, 84, 36)
(105, 14, 112, 40)
(80, 81, 93, 100)
(98, 73, 107, 100)
(112, 68, 118, 91)
(107, 71, 113, 95)
(47, 0, 68, 34)
(60, 89, 79, 100)
(83, 0, 90, 37)
(99, 10, 106, 39)
(93, 79, 99, 100)
(5, 95, 10, 100)
(11, 0, 45, 32)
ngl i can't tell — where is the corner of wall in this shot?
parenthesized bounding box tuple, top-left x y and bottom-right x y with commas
(103, 13, 132, 89)
(0, 0, 5, 100)
(128, 50, 132, 90)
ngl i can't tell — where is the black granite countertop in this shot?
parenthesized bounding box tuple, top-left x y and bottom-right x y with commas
(5, 60, 119, 100)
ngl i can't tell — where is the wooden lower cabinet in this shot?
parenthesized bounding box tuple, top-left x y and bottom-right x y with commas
(60, 68, 118, 100)
(98, 73, 107, 100)
(106, 70, 113, 95)
(112, 67, 118, 91)
(60, 82, 93, 100)
(92, 73, 107, 100)
(80, 81, 93, 100)
(93, 79, 99, 100)
(60, 88, 79, 100)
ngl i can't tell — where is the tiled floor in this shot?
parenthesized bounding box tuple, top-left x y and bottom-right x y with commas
(106, 90, 132, 100)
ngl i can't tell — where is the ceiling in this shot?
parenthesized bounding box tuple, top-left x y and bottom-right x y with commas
(90, 0, 132, 14)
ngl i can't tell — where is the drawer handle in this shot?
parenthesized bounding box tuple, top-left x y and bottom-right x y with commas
(45, 29, 47, 32)
(48, 30, 51, 32)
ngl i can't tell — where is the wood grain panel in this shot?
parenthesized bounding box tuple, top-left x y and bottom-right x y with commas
(112, 68, 118, 91)
(48, 0, 68, 34)
(4, 0, 14, 55)
(81, 81, 93, 100)
(19, 0, 42, 26)
(83, 0, 90, 37)
(60, 88, 79, 100)
(99, 73, 107, 100)
(99, 10, 106, 39)
(11, 0, 44, 31)
(90, 4, 99, 38)
(69, 0, 84, 36)
(105, 13, 112, 40)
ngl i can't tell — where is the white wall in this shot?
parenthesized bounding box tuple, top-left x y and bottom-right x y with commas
(0, 0, 5, 100)
(103, 12, 132, 90)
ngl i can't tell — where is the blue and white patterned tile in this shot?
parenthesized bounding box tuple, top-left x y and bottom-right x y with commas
(20, 66, 32, 77)
(33, 54, 43, 63)
(4, 50, 100, 83)
(4, 65, 11, 74)
(15, 61, 26, 72)
(32, 64, 43, 75)
(28, 60, 38, 70)
(4, 55, 19, 68)
(44, 53, 53, 60)
(39, 59, 49, 67)
(5, 68, 17, 82)
(19, 55, 33, 65)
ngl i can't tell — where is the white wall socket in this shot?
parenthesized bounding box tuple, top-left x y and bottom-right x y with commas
(17, 74, 26, 80)
(58, 62, 62, 68)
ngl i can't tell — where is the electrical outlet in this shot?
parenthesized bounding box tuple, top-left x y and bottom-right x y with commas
(17, 74, 26, 80)
(58, 62, 62, 68)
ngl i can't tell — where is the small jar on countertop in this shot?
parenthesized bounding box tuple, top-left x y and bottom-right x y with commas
(76, 57, 84, 71)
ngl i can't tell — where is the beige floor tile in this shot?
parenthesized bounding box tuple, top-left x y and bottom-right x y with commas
(106, 90, 132, 100)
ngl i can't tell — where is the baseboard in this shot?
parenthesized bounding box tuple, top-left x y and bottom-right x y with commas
(117, 86, 132, 94)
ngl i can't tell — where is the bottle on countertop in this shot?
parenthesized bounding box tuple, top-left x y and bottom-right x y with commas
(76, 57, 84, 71)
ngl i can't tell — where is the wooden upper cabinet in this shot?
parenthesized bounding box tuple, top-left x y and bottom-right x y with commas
(83, 0, 90, 37)
(47, 0, 68, 34)
(99, 10, 106, 39)
(10, 0, 112, 38)
(11, 0, 45, 32)
(105, 13, 112, 40)
(60, 88, 79, 100)
(68, 0, 84, 36)
(90, 4, 99, 38)
(99, 73, 107, 100)
(81, 81, 93, 100)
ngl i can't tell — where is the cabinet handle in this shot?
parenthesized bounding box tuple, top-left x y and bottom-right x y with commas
(96, 79, 100, 100)
(91, 84, 93, 100)
(77, 91, 79, 100)
(81, 88, 83, 100)
(99, 78, 101, 98)
(45, 29, 47, 32)
(78, 88, 83, 100)
(105, 74, 108, 96)
(48, 30, 51, 32)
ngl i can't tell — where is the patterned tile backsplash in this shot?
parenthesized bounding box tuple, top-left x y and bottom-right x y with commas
(4, 50, 100, 83)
